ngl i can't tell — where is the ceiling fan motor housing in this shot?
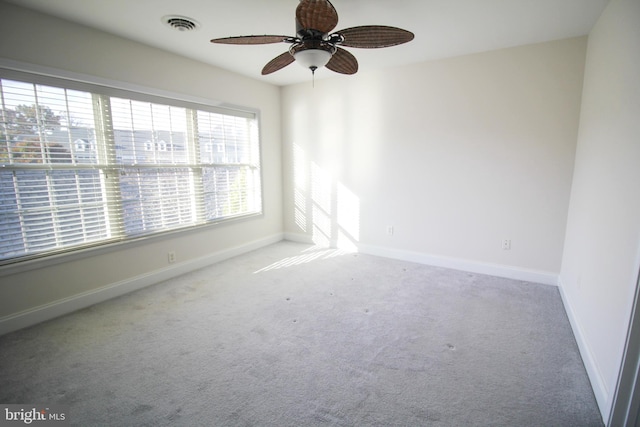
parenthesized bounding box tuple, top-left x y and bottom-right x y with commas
(290, 39, 336, 56)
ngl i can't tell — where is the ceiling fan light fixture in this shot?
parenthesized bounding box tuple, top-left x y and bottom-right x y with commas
(293, 49, 332, 72)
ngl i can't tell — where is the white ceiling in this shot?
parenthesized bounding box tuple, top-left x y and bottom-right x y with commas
(5, 0, 608, 86)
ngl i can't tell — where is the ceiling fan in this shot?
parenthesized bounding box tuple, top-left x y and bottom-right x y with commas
(211, 0, 414, 77)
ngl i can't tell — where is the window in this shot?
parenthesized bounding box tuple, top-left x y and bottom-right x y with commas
(0, 70, 262, 264)
(74, 139, 91, 152)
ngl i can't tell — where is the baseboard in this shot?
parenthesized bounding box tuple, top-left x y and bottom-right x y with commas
(558, 278, 610, 421)
(283, 232, 315, 245)
(0, 233, 284, 336)
(284, 233, 558, 286)
(359, 244, 559, 285)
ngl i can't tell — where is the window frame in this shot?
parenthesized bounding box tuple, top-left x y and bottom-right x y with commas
(0, 63, 264, 270)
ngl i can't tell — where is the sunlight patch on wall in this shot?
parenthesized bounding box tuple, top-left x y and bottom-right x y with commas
(337, 182, 360, 241)
(293, 144, 307, 189)
(311, 162, 332, 214)
(311, 161, 334, 246)
(293, 144, 308, 232)
(294, 188, 307, 231)
(291, 144, 361, 250)
(336, 230, 358, 252)
(312, 204, 332, 246)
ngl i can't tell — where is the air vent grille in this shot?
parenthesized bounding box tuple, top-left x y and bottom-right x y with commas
(163, 16, 200, 32)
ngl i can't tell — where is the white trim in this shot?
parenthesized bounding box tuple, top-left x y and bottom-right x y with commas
(608, 260, 640, 427)
(284, 232, 315, 245)
(558, 278, 610, 421)
(0, 233, 283, 336)
(283, 232, 558, 285)
(0, 58, 256, 119)
(358, 243, 559, 285)
(0, 212, 265, 277)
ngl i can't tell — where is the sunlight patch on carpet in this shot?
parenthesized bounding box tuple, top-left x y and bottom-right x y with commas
(253, 247, 351, 273)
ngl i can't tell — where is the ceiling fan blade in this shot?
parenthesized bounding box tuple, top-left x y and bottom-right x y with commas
(335, 26, 415, 48)
(262, 51, 295, 75)
(296, 0, 339, 34)
(211, 35, 290, 45)
(326, 47, 358, 75)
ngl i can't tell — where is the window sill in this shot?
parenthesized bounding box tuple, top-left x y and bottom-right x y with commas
(0, 211, 263, 278)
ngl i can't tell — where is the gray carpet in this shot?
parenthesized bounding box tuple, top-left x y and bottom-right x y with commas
(0, 241, 603, 426)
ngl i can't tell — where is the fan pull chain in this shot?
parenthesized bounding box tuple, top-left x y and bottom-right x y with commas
(310, 66, 317, 88)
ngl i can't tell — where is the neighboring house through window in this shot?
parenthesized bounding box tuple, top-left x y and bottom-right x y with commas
(0, 69, 262, 263)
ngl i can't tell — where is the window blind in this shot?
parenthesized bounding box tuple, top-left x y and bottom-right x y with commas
(0, 70, 262, 264)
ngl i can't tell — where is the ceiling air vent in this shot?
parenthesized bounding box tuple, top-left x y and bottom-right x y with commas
(163, 16, 200, 32)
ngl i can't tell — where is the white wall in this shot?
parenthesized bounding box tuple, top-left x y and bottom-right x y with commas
(282, 37, 586, 283)
(559, 0, 640, 419)
(0, 2, 283, 331)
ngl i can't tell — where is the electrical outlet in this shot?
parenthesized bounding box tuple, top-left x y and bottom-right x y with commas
(502, 239, 511, 250)
(168, 251, 176, 264)
(387, 226, 394, 236)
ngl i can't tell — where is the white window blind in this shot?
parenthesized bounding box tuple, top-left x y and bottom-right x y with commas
(0, 70, 262, 264)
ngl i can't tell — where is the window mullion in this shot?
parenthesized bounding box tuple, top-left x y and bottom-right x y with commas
(73, 171, 88, 242)
(34, 83, 62, 247)
(187, 109, 204, 222)
(0, 80, 12, 164)
(157, 168, 166, 229)
(44, 170, 62, 248)
(93, 94, 123, 239)
(63, 88, 78, 165)
(12, 171, 29, 254)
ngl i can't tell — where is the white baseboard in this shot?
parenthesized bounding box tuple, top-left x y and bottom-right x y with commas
(284, 233, 558, 286)
(558, 278, 610, 421)
(359, 243, 559, 286)
(283, 232, 315, 245)
(0, 233, 283, 336)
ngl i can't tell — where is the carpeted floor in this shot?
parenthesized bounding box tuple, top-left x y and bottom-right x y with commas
(0, 241, 603, 426)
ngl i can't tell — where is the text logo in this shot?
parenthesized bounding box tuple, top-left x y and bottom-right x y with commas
(1, 405, 68, 426)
